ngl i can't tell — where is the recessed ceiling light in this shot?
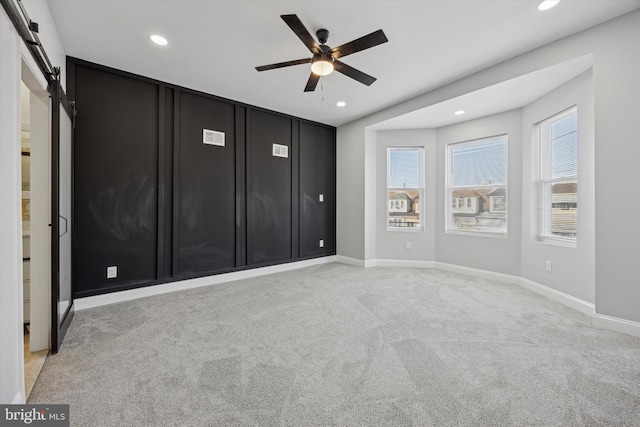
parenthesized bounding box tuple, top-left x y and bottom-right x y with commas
(538, 0, 559, 11)
(336, 101, 346, 107)
(150, 34, 168, 46)
(454, 110, 465, 116)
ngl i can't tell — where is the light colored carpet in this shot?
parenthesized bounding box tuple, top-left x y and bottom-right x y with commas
(28, 263, 640, 426)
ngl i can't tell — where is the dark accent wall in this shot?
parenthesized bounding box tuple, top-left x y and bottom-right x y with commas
(73, 65, 159, 295)
(300, 122, 336, 257)
(68, 58, 336, 298)
(176, 92, 236, 275)
(247, 109, 293, 265)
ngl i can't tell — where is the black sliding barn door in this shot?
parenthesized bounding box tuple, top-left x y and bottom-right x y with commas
(50, 78, 74, 354)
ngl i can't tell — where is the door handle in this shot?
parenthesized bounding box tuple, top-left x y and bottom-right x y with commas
(59, 215, 68, 237)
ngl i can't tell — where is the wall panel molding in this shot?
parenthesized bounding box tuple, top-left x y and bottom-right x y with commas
(67, 57, 336, 297)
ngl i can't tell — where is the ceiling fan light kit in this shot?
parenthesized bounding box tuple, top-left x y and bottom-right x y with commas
(256, 14, 388, 92)
(311, 53, 334, 76)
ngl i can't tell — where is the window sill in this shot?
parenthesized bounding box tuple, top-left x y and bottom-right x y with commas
(387, 227, 424, 233)
(445, 229, 508, 239)
(536, 236, 577, 248)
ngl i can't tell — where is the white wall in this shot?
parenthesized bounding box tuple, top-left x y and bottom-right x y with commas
(364, 129, 377, 261)
(22, 0, 66, 90)
(1, 0, 65, 403)
(337, 10, 640, 323)
(375, 129, 437, 261)
(436, 109, 523, 276)
(336, 125, 366, 260)
(590, 13, 640, 322)
(521, 70, 595, 304)
(0, 7, 26, 405)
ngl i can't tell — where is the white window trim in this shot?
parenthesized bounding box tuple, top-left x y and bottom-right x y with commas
(445, 135, 509, 237)
(535, 106, 578, 247)
(387, 147, 425, 232)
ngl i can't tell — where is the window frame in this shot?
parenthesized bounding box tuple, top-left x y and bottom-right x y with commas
(386, 147, 425, 232)
(535, 106, 578, 247)
(445, 134, 509, 237)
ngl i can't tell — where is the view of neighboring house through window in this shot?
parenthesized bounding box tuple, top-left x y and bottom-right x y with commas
(446, 135, 508, 234)
(537, 106, 578, 243)
(387, 147, 423, 229)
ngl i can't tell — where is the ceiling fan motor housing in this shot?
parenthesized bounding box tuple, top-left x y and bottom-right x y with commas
(316, 29, 330, 44)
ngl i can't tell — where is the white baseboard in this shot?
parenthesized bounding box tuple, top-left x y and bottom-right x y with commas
(76, 254, 640, 339)
(372, 259, 436, 269)
(334, 256, 640, 337)
(434, 264, 595, 318)
(363, 259, 377, 268)
(434, 262, 521, 285)
(592, 314, 640, 338)
(335, 255, 367, 267)
(76, 256, 336, 310)
(12, 391, 24, 404)
(519, 278, 594, 316)
(337, 257, 436, 269)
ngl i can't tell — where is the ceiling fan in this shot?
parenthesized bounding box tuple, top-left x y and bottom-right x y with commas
(256, 14, 388, 92)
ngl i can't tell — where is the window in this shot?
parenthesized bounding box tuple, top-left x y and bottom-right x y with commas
(490, 195, 506, 213)
(387, 147, 424, 229)
(446, 135, 508, 234)
(537, 107, 578, 243)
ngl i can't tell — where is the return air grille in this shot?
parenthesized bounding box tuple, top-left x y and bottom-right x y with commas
(272, 143, 289, 158)
(203, 129, 225, 146)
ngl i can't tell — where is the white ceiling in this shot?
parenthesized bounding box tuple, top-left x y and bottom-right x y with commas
(47, 0, 640, 127)
(372, 54, 594, 130)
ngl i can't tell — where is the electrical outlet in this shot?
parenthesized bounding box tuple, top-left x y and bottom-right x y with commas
(319, 239, 324, 248)
(406, 241, 412, 250)
(107, 266, 118, 279)
(319, 194, 324, 202)
(546, 261, 552, 273)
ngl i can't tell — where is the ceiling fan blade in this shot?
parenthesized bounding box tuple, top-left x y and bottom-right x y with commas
(333, 60, 377, 86)
(330, 29, 388, 59)
(304, 73, 320, 92)
(281, 14, 320, 54)
(256, 58, 310, 72)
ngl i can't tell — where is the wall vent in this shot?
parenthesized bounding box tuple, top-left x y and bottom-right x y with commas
(203, 129, 225, 146)
(272, 143, 288, 158)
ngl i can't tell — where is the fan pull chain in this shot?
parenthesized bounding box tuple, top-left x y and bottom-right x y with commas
(321, 79, 324, 102)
